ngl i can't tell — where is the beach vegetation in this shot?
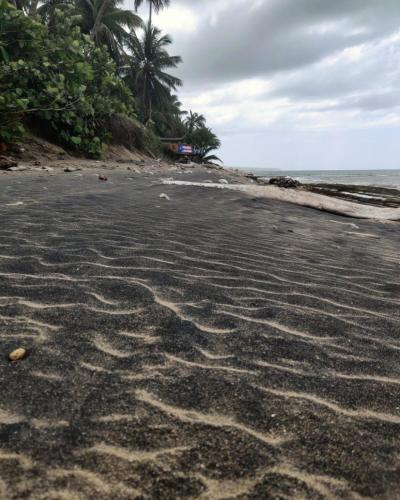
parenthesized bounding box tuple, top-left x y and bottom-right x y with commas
(0, 0, 221, 160)
(185, 111, 206, 135)
(185, 118, 222, 164)
(0, 2, 134, 156)
(133, 0, 170, 24)
(124, 22, 182, 125)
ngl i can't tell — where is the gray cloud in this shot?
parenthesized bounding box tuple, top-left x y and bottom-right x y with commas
(170, 0, 400, 85)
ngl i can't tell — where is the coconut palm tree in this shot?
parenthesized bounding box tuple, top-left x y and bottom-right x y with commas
(185, 110, 206, 134)
(152, 92, 187, 137)
(133, 0, 170, 25)
(199, 146, 222, 164)
(38, 0, 141, 63)
(126, 22, 181, 123)
(80, 0, 142, 61)
(187, 126, 222, 164)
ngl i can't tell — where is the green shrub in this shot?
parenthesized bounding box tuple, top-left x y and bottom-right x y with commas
(0, 1, 135, 157)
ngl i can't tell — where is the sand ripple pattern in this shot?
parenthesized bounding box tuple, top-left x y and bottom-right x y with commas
(0, 173, 399, 499)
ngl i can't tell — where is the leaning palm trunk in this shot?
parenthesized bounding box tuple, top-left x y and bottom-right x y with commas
(148, 95, 152, 123)
(90, 0, 110, 41)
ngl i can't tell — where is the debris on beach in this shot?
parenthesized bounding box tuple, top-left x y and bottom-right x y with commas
(5, 201, 24, 207)
(99, 175, 108, 181)
(64, 166, 81, 173)
(345, 231, 381, 239)
(329, 220, 359, 229)
(206, 163, 223, 170)
(127, 166, 140, 173)
(8, 348, 27, 362)
(8, 166, 28, 172)
(160, 193, 170, 200)
(269, 176, 301, 189)
(246, 172, 258, 180)
(0, 156, 18, 170)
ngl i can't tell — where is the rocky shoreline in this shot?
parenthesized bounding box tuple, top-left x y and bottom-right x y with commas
(3, 149, 400, 218)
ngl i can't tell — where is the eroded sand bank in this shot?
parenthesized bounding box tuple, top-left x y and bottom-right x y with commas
(163, 180, 400, 221)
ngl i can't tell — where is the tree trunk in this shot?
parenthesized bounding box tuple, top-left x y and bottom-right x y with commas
(149, 1, 152, 25)
(148, 92, 152, 123)
(91, 0, 111, 41)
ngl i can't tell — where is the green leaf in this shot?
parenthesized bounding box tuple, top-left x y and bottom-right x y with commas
(0, 45, 9, 63)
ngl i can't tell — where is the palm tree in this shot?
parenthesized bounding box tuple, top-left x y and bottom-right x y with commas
(199, 146, 222, 164)
(152, 92, 187, 137)
(79, 0, 142, 61)
(126, 22, 182, 123)
(133, 0, 170, 25)
(38, 0, 141, 63)
(185, 110, 206, 134)
(188, 126, 222, 164)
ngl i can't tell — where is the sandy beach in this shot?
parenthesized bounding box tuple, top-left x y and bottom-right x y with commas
(1, 165, 400, 498)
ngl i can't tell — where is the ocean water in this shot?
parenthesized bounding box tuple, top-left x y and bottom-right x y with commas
(248, 169, 400, 189)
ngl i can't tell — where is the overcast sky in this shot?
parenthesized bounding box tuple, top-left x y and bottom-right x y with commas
(130, 0, 400, 170)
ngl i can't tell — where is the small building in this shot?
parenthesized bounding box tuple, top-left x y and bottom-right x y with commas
(161, 139, 201, 160)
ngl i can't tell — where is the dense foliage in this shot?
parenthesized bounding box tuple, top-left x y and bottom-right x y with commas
(0, 0, 221, 161)
(0, 1, 134, 156)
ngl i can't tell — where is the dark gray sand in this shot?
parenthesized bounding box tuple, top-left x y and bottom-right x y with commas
(0, 169, 399, 499)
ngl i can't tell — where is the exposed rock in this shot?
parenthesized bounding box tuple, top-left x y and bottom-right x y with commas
(0, 156, 18, 170)
(64, 166, 81, 173)
(245, 172, 259, 181)
(128, 166, 141, 174)
(8, 348, 27, 361)
(8, 166, 28, 172)
(219, 179, 229, 184)
(269, 176, 301, 189)
(98, 175, 108, 181)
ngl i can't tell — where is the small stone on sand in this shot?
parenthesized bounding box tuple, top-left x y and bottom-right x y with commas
(8, 348, 27, 362)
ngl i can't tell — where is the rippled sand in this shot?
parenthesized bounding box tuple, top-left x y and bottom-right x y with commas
(0, 170, 399, 499)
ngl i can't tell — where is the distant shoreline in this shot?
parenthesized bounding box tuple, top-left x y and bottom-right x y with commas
(236, 167, 400, 190)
